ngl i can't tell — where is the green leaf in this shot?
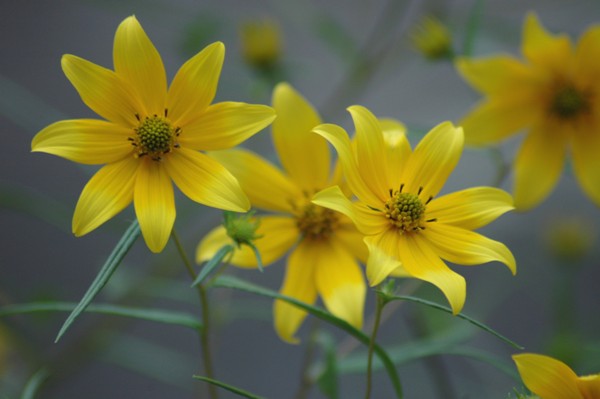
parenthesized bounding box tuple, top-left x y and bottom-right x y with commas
(211, 275, 403, 398)
(191, 244, 233, 287)
(54, 220, 141, 342)
(193, 375, 265, 399)
(0, 302, 202, 330)
(20, 368, 50, 399)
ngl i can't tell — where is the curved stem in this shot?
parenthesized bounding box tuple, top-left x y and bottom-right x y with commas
(365, 293, 386, 399)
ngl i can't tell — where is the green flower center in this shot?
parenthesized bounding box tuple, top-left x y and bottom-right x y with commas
(296, 203, 339, 240)
(130, 112, 180, 161)
(551, 85, 589, 119)
(384, 191, 426, 232)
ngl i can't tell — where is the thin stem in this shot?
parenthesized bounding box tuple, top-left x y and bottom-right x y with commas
(293, 318, 321, 399)
(172, 230, 218, 399)
(365, 294, 386, 399)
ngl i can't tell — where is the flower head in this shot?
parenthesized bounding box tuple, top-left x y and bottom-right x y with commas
(312, 106, 516, 314)
(197, 83, 368, 343)
(513, 353, 600, 399)
(411, 16, 454, 60)
(457, 13, 600, 210)
(31, 16, 276, 252)
(239, 18, 283, 70)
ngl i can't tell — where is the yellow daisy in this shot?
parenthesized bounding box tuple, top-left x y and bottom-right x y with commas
(31, 16, 276, 252)
(457, 13, 600, 210)
(312, 106, 516, 314)
(197, 83, 371, 343)
(513, 353, 600, 399)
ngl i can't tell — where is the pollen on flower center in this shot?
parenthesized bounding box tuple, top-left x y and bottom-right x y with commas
(384, 191, 426, 233)
(129, 112, 181, 161)
(296, 203, 339, 240)
(550, 85, 590, 119)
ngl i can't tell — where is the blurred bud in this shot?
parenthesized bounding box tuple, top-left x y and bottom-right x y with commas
(410, 16, 454, 60)
(223, 211, 262, 248)
(546, 217, 596, 262)
(239, 18, 282, 71)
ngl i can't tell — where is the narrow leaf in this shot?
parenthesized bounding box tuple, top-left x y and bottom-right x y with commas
(191, 244, 233, 287)
(193, 375, 265, 399)
(20, 368, 50, 399)
(248, 242, 264, 272)
(212, 275, 403, 398)
(55, 220, 141, 342)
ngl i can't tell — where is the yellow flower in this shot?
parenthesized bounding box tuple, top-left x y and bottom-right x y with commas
(513, 353, 600, 399)
(197, 83, 368, 343)
(312, 106, 516, 314)
(411, 16, 454, 60)
(31, 16, 276, 253)
(457, 13, 600, 210)
(240, 18, 282, 69)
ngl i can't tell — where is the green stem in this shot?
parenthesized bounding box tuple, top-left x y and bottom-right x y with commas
(172, 230, 218, 399)
(365, 294, 386, 399)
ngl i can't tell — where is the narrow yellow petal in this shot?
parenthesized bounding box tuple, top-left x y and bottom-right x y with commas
(272, 83, 328, 191)
(134, 159, 175, 253)
(32, 119, 133, 164)
(274, 241, 318, 344)
(571, 122, 600, 207)
(574, 26, 600, 85)
(208, 149, 302, 213)
(333, 224, 369, 263)
(513, 354, 583, 399)
(179, 102, 275, 150)
(167, 42, 224, 126)
(513, 124, 568, 211)
(73, 157, 138, 236)
(578, 374, 600, 398)
(380, 117, 411, 188)
(364, 230, 402, 286)
(62, 55, 142, 126)
(165, 148, 249, 212)
(522, 12, 573, 69)
(399, 235, 466, 314)
(426, 187, 514, 230)
(424, 224, 516, 274)
(315, 240, 365, 329)
(113, 16, 167, 116)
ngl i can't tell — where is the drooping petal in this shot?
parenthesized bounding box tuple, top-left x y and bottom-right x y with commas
(398, 234, 466, 314)
(513, 354, 583, 399)
(196, 216, 298, 268)
(424, 224, 516, 274)
(578, 374, 600, 398)
(380, 117, 411, 187)
(164, 147, 249, 212)
(333, 223, 369, 263)
(272, 83, 328, 191)
(72, 156, 139, 236)
(574, 26, 600, 86)
(208, 149, 302, 213)
(113, 16, 167, 116)
(570, 121, 600, 207)
(426, 187, 514, 230)
(62, 55, 142, 127)
(364, 230, 403, 286)
(314, 240, 365, 329)
(401, 122, 464, 200)
(522, 12, 573, 70)
(167, 42, 224, 127)
(179, 102, 275, 151)
(274, 240, 318, 344)
(134, 159, 175, 253)
(513, 124, 568, 211)
(32, 119, 133, 164)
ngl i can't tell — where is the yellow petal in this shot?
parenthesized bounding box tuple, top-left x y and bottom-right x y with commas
(113, 16, 167, 116)
(574, 26, 600, 85)
(274, 240, 318, 344)
(208, 149, 301, 213)
(571, 122, 600, 207)
(73, 156, 139, 236)
(313, 123, 381, 206)
(522, 12, 573, 69)
(134, 159, 175, 253)
(513, 124, 568, 211)
(578, 373, 600, 398)
(333, 223, 369, 263)
(426, 187, 514, 230)
(62, 55, 142, 127)
(32, 119, 133, 164)
(380, 117, 411, 187)
(424, 223, 516, 274)
(401, 122, 463, 200)
(315, 240, 365, 329)
(513, 354, 583, 399)
(196, 216, 298, 268)
(167, 42, 224, 127)
(364, 230, 402, 286)
(164, 147, 249, 212)
(399, 234, 466, 314)
(272, 83, 328, 192)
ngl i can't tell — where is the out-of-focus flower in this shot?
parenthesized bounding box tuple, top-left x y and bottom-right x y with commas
(457, 13, 600, 210)
(31, 16, 276, 252)
(546, 217, 596, 262)
(513, 353, 600, 399)
(197, 83, 369, 343)
(312, 107, 516, 314)
(411, 16, 454, 60)
(240, 18, 282, 70)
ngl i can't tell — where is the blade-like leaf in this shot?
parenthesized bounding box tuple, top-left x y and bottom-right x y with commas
(55, 220, 141, 342)
(20, 368, 50, 399)
(211, 275, 403, 398)
(191, 244, 233, 287)
(193, 375, 265, 399)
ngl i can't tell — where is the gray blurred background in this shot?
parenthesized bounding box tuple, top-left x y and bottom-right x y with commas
(1, 0, 600, 398)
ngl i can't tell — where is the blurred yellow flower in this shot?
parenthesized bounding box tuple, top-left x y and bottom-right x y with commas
(513, 353, 600, 399)
(546, 217, 596, 262)
(457, 13, 600, 210)
(312, 107, 516, 314)
(31, 16, 275, 253)
(411, 16, 454, 60)
(240, 18, 282, 69)
(197, 83, 367, 343)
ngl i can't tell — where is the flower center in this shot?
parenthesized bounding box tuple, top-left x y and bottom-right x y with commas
(550, 85, 589, 119)
(384, 191, 426, 233)
(296, 203, 340, 240)
(129, 112, 180, 161)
